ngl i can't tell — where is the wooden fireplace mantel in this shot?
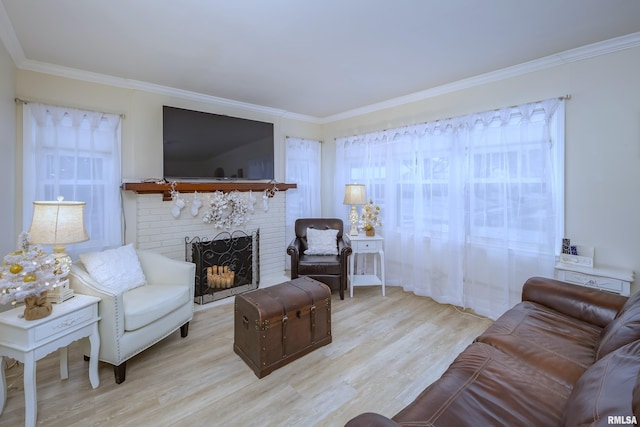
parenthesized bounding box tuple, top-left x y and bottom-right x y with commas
(122, 181, 297, 201)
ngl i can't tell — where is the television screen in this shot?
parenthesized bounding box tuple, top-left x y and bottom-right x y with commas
(163, 106, 275, 180)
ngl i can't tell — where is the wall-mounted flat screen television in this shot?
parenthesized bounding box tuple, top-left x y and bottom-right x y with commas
(163, 106, 275, 180)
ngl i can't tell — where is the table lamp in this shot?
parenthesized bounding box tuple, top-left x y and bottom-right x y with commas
(28, 197, 89, 302)
(343, 184, 367, 236)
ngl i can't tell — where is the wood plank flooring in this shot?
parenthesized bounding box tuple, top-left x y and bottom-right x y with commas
(0, 286, 492, 427)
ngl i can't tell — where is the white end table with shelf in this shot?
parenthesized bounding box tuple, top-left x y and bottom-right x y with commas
(0, 294, 101, 427)
(554, 263, 634, 296)
(348, 234, 385, 297)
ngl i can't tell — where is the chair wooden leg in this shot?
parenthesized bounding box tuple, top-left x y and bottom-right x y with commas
(180, 322, 189, 337)
(114, 362, 127, 384)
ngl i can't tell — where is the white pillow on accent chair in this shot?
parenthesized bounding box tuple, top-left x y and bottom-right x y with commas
(79, 243, 147, 293)
(304, 228, 339, 255)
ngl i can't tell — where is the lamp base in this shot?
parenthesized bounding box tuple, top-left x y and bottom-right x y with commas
(46, 279, 75, 303)
(52, 245, 72, 277)
(348, 205, 360, 236)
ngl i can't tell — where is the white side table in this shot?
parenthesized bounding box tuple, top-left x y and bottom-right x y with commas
(348, 234, 385, 297)
(0, 294, 101, 427)
(554, 263, 634, 296)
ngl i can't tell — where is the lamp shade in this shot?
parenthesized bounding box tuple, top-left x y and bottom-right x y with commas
(343, 184, 367, 205)
(28, 200, 89, 245)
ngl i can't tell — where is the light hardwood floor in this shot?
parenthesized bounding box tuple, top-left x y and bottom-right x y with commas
(0, 286, 492, 427)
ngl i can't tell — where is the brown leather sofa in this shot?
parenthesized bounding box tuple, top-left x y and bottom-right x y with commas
(346, 276, 640, 426)
(287, 218, 352, 299)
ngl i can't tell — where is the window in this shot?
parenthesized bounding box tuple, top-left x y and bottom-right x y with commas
(22, 103, 122, 256)
(285, 137, 321, 266)
(335, 98, 564, 319)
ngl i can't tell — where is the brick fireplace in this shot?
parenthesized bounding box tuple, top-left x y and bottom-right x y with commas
(129, 191, 288, 300)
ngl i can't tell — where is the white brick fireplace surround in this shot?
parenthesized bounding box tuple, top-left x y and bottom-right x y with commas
(129, 191, 289, 294)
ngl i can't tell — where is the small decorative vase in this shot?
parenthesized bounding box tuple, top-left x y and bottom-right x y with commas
(23, 292, 53, 320)
(365, 227, 375, 237)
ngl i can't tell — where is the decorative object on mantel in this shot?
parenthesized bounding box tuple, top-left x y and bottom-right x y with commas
(247, 190, 257, 213)
(190, 192, 202, 217)
(360, 200, 382, 237)
(343, 184, 367, 236)
(170, 183, 186, 219)
(202, 191, 250, 229)
(262, 181, 280, 212)
(28, 197, 89, 303)
(165, 181, 276, 222)
(0, 232, 58, 319)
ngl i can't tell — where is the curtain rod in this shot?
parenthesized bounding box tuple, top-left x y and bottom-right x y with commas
(335, 94, 571, 140)
(14, 97, 126, 119)
(501, 94, 571, 111)
(285, 135, 323, 143)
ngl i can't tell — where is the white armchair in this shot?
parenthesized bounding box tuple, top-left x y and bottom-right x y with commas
(69, 249, 195, 384)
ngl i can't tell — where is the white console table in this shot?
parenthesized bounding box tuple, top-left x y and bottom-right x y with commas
(348, 234, 385, 297)
(554, 263, 634, 296)
(0, 294, 101, 427)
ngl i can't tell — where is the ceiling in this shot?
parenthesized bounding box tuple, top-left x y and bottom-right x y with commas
(2, 1, 640, 119)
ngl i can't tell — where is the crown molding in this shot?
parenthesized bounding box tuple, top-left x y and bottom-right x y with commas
(321, 32, 640, 123)
(18, 58, 305, 119)
(16, 58, 322, 123)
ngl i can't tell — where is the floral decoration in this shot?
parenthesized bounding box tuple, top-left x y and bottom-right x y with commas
(359, 200, 382, 232)
(202, 191, 250, 229)
(0, 232, 59, 306)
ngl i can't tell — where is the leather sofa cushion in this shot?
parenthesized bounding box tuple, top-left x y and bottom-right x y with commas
(563, 339, 640, 427)
(596, 291, 640, 360)
(298, 254, 342, 275)
(123, 284, 191, 332)
(476, 300, 601, 387)
(392, 342, 571, 426)
(522, 276, 625, 327)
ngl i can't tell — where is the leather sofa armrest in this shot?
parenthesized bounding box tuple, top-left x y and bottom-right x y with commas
(522, 276, 627, 327)
(338, 237, 352, 258)
(287, 238, 302, 278)
(286, 237, 303, 255)
(344, 413, 401, 427)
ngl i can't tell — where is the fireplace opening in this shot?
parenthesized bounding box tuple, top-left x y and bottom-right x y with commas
(185, 230, 259, 304)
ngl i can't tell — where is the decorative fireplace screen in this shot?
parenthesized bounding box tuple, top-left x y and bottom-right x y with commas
(185, 230, 259, 304)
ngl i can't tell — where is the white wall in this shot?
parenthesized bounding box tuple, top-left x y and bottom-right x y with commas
(0, 40, 16, 257)
(8, 44, 640, 295)
(322, 46, 640, 294)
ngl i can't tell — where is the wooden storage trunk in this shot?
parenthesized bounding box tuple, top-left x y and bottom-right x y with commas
(233, 277, 332, 378)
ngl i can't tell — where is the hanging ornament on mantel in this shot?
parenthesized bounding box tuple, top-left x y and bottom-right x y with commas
(191, 192, 202, 217)
(247, 190, 256, 214)
(170, 182, 186, 219)
(262, 182, 279, 212)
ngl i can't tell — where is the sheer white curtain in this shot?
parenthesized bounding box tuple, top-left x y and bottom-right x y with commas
(22, 103, 122, 258)
(335, 99, 564, 319)
(285, 137, 322, 267)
